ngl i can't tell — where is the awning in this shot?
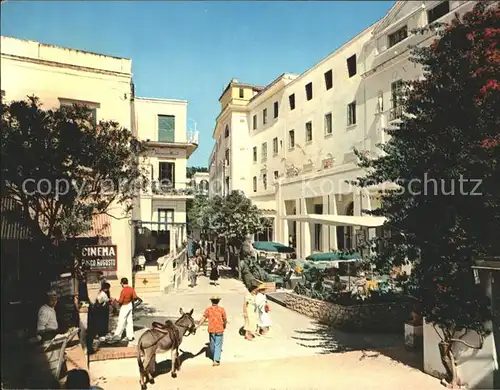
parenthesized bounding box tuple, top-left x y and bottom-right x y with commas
(75, 214, 112, 238)
(282, 214, 386, 227)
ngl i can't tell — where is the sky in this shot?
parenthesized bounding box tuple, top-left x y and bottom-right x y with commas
(1, 1, 394, 167)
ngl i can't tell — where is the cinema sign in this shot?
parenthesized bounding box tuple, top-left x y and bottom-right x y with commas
(80, 245, 117, 271)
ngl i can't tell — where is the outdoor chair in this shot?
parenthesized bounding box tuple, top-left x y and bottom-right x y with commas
(42, 327, 80, 381)
(282, 270, 294, 289)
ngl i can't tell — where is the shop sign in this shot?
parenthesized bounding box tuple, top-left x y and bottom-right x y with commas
(80, 245, 117, 271)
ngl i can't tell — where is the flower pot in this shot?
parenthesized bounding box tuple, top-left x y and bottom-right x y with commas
(404, 322, 423, 349)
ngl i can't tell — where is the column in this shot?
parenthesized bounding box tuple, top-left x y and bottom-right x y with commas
(322, 194, 338, 252)
(295, 199, 302, 258)
(300, 198, 311, 258)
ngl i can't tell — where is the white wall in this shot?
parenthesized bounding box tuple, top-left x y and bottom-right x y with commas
(423, 271, 496, 389)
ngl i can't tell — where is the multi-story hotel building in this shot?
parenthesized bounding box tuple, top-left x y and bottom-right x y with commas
(208, 1, 476, 259)
(1, 36, 198, 284)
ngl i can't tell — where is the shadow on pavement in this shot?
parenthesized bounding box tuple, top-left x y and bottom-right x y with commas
(292, 321, 423, 370)
(154, 346, 208, 377)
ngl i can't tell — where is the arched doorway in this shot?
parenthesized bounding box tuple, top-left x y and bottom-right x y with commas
(336, 201, 354, 250)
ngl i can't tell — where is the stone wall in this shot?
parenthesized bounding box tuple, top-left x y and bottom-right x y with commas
(284, 292, 409, 332)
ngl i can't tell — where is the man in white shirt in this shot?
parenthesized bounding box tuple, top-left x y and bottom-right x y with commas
(37, 290, 60, 341)
(188, 258, 199, 288)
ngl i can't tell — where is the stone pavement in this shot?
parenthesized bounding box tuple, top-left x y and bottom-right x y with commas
(90, 271, 437, 388)
(92, 351, 442, 390)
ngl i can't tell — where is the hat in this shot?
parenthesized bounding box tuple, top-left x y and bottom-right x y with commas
(210, 295, 221, 301)
(255, 283, 267, 291)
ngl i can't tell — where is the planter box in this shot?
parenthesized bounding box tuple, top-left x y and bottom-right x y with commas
(404, 322, 423, 349)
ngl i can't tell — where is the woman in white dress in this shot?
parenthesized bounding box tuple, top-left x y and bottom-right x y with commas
(254, 284, 272, 335)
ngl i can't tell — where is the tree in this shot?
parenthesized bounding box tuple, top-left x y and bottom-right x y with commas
(354, 3, 499, 387)
(186, 166, 208, 179)
(1, 97, 148, 280)
(186, 194, 211, 234)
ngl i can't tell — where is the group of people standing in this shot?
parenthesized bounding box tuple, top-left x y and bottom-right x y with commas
(242, 283, 272, 340)
(189, 239, 220, 288)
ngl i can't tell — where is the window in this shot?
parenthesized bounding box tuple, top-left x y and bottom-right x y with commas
(289, 94, 296, 110)
(288, 130, 295, 149)
(273, 101, 279, 118)
(314, 204, 323, 251)
(324, 70, 333, 90)
(261, 142, 267, 162)
(428, 1, 450, 24)
(253, 176, 257, 192)
(263, 173, 267, 190)
(305, 82, 313, 101)
(305, 121, 313, 143)
(391, 80, 404, 108)
(324, 113, 332, 135)
(272, 137, 278, 155)
(224, 125, 230, 138)
(159, 162, 175, 187)
(263, 109, 268, 125)
(253, 115, 257, 130)
(158, 208, 174, 225)
(239, 88, 244, 98)
(347, 102, 356, 126)
(390, 80, 404, 120)
(225, 149, 230, 165)
(347, 55, 357, 78)
(388, 26, 408, 48)
(158, 115, 175, 142)
(0, 90, 4, 101)
(253, 146, 257, 162)
(273, 170, 279, 181)
(60, 100, 97, 126)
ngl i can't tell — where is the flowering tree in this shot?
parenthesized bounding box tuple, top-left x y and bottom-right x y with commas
(354, 3, 499, 387)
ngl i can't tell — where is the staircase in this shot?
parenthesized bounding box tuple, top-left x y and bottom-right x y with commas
(133, 266, 162, 294)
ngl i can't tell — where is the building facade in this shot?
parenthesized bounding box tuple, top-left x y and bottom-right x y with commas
(208, 0, 476, 259)
(0, 36, 198, 282)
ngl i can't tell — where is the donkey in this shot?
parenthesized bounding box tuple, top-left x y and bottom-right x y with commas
(136, 308, 196, 389)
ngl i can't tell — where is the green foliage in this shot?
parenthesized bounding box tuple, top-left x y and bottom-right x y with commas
(208, 191, 263, 248)
(187, 194, 211, 232)
(240, 256, 273, 290)
(352, 3, 497, 379)
(1, 96, 148, 270)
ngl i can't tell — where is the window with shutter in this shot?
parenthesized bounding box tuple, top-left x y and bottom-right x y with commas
(158, 115, 175, 142)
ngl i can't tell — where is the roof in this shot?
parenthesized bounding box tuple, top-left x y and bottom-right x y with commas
(0, 198, 31, 240)
(218, 79, 265, 102)
(75, 214, 112, 238)
(472, 259, 500, 271)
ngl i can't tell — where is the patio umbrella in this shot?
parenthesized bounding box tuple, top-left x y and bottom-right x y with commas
(252, 241, 295, 254)
(306, 252, 341, 261)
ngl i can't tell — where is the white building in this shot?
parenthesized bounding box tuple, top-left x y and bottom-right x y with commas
(208, 0, 475, 259)
(190, 171, 210, 196)
(132, 97, 198, 257)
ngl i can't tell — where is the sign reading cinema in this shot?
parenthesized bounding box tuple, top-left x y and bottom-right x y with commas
(81, 245, 117, 271)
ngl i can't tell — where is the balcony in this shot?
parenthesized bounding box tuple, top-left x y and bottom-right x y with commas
(144, 130, 199, 158)
(142, 181, 195, 199)
(389, 105, 403, 122)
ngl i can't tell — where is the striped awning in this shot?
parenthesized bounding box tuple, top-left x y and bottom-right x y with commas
(0, 198, 31, 240)
(76, 214, 112, 238)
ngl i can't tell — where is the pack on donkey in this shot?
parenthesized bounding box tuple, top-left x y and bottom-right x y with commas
(136, 308, 197, 389)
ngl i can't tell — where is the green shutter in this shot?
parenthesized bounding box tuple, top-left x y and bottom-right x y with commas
(158, 115, 175, 142)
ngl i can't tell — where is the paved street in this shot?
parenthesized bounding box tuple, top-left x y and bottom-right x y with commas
(90, 273, 440, 389)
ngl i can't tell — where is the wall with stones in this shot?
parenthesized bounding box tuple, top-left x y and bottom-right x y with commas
(284, 292, 409, 332)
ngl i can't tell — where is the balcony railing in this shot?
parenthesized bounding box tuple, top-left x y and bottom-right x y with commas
(146, 180, 210, 196)
(389, 105, 403, 122)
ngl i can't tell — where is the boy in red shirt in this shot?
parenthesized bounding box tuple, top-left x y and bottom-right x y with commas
(196, 296, 227, 366)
